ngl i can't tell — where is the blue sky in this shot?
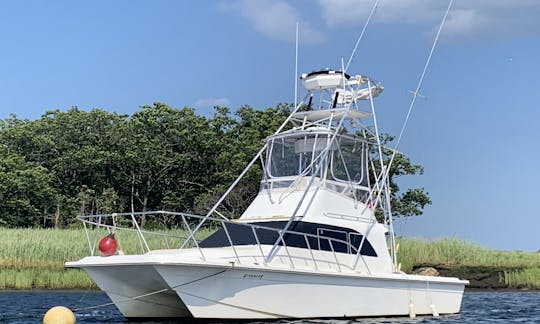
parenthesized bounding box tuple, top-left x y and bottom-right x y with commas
(0, 0, 539, 251)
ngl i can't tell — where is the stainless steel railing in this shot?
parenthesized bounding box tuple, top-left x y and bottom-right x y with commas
(77, 211, 370, 273)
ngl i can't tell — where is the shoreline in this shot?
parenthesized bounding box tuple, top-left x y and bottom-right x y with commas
(465, 287, 539, 292)
(417, 264, 540, 290)
(1, 229, 538, 291)
(2, 287, 539, 292)
(0, 266, 538, 291)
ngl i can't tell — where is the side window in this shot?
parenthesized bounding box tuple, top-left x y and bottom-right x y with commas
(267, 139, 299, 177)
(331, 141, 367, 185)
(349, 232, 377, 257)
(317, 228, 349, 253)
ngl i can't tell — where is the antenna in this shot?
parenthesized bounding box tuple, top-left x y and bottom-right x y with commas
(294, 21, 299, 108)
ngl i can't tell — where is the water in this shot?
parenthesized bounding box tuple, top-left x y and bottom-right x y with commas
(0, 291, 538, 323)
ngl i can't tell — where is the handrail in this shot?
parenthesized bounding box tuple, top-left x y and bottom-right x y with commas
(77, 211, 369, 273)
(222, 220, 241, 264)
(262, 177, 370, 193)
(181, 213, 205, 261)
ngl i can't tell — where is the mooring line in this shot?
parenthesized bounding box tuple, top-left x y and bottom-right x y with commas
(72, 267, 230, 312)
(71, 281, 96, 312)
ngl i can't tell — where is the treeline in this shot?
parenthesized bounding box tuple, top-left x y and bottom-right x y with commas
(0, 102, 429, 228)
(0, 103, 290, 227)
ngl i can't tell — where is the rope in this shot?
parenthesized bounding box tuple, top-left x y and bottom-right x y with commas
(71, 282, 96, 311)
(72, 267, 230, 312)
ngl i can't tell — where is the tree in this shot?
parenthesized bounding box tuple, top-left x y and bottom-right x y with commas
(0, 150, 58, 227)
(376, 134, 432, 218)
(116, 103, 219, 222)
(0, 102, 430, 227)
(194, 104, 292, 216)
(0, 108, 129, 225)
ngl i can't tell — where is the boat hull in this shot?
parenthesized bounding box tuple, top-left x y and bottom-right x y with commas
(76, 264, 191, 318)
(154, 263, 466, 319)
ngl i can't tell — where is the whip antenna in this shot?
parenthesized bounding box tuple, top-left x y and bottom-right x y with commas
(294, 21, 299, 108)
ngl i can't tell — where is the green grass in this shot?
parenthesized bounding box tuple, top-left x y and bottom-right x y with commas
(504, 268, 540, 290)
(1, 229, 539, 289)
(0, 227, 213, 268)
(0, 227, 214, 289)
(0, 269, 94, 289)
(397, 237, 540, 272)
(397, 237, 540, 289)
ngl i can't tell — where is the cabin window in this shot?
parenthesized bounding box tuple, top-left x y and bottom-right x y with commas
(200, 221, 378, 257)
(266, 134, 335, 178)
(317, 228, 349, 253)
(330, 140, 368, 186)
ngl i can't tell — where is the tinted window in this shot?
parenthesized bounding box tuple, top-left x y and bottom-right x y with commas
(199, 221, 377, 257)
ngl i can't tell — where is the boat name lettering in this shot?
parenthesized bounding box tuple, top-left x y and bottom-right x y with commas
(243, 273, 263, 279)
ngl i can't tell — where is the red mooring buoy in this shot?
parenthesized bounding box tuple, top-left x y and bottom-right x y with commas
(98, 233, 118, 256)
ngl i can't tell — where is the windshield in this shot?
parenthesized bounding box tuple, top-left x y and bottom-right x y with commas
(266, 132, 368, 183)
(267, 133, 335, 178)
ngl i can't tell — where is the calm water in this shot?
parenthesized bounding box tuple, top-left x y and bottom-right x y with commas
(0, 291, 538, 323)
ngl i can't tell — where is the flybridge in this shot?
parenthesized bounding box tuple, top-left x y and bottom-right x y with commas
(256, 68, 384, 201)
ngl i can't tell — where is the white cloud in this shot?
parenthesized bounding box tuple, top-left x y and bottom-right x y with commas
(219, 0, 325, 44)
(318, 0, 439, 26)
(317, 0, 540, 40)
(194, 97, 232, 110)
(443, 9, 490, 39)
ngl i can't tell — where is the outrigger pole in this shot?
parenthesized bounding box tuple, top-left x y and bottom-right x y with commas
(371, 0, 455, 269)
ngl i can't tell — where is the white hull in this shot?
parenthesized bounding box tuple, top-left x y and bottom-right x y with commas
(69, 246, 466, 319)
(74, 263, 191, 318)
(154, 263, 465, 319)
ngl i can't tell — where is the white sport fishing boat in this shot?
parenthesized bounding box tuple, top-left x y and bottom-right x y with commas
(66, 68, 468, 320)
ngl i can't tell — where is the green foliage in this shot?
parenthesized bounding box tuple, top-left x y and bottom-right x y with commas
(391, 188, 432, 217)
(0, 102, 427, 226)
(118, 103, 219, 215)
(377, 134, 432, 218)
(0, 150, 58, 227)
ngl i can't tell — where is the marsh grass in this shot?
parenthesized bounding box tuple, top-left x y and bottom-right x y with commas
(0, 269, 94, 289)
(397, 237, 540, 272)
(1, 229, 539, 289)
(0, 227, 214, 268)
(504, 268, 540, 290)
(0, 227, 214, 289)
(397, 237, 540, 289)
